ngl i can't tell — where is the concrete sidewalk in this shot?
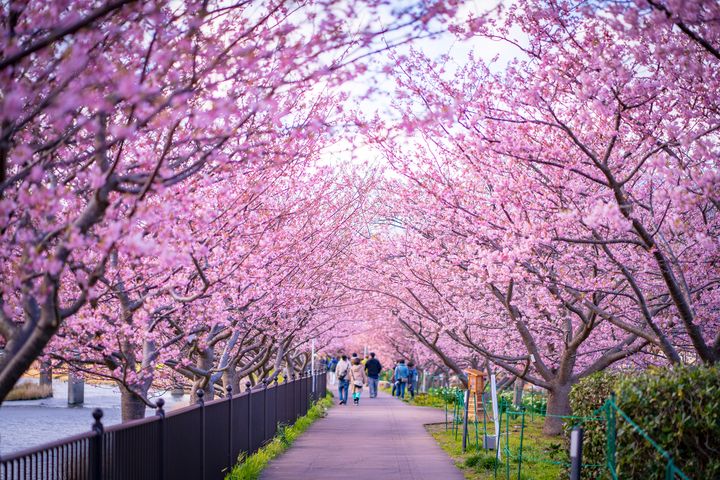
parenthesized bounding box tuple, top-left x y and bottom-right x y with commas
(261, 389, 464, 480)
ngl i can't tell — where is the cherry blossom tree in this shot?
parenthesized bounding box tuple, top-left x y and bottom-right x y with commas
(0, 0, 459, 404)
(357, 0, 720, 434)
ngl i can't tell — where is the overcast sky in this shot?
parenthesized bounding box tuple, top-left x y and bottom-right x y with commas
(319, 0, 526, 171)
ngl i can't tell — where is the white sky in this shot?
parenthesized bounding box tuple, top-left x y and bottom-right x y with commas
(319, 0, 527, 171)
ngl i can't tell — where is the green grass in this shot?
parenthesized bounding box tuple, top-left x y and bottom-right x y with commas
(225, 393, 333, 480)
(383, 386, 563, 479)
(379, 385, 447, 408)
(427, 415, 565, 480)
(406, 392, 447, 408)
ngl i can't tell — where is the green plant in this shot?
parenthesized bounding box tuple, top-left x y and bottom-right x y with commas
(428, 417, 562, 480)
(615, 365, 720, 480)
(429, 386, 462, 405)
(474, 453, 500, 470)
(464, 452, 499, 471)
(464, 453, 483, 467)
(276, 424, 291, 448)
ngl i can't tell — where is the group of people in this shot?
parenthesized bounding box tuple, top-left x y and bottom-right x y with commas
(390, 359, 418, 400)
(330, 352, 383, 405)
(325, 353, 418, 405)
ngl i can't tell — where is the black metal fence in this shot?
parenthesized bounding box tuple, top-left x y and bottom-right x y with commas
(0, 370, 327, 480)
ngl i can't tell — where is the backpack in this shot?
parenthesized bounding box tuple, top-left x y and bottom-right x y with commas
(337, 362, 348, 380)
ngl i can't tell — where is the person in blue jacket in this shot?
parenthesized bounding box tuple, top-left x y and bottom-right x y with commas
(394, 360, 410, 399)
(407, 362, 418, 398)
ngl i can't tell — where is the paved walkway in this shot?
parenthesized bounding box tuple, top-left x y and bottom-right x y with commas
(261, 389, 464, 480)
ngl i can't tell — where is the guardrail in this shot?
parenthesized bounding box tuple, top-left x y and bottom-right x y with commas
(0, 370, 327, 480)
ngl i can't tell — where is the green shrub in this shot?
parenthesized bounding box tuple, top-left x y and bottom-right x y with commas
(464, 452, 499, 470)
(464, 453, 482, 467)
(475, 453, 500, 470)
(497, 389, 548, 415)
(428, 386, 462, 405)
(615, 365, 720, 480)
(567, 366, 720, 480)
(566, 371, 622, 479)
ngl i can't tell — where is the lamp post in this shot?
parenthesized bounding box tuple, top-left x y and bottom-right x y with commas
(311, 338, 316, 395)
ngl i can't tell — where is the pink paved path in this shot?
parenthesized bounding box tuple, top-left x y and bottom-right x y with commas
(261, 389, 464, 480)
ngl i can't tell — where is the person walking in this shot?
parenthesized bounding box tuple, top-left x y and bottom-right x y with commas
(394, 359, 410, 399)
(364, 352, 382, 398)
(329, 356, 338, 385)
(336, 355, 350, 405)
(407, 362, 418, 399)
(391, 359, 399, 396)
(348, 357, 367, 405)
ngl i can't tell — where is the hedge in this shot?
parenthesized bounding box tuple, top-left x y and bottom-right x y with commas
(615, 365, 720, 479)
(566, 365, 720, 480)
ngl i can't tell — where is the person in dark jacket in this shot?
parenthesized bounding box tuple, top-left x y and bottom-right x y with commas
(364, 353, 383, 398)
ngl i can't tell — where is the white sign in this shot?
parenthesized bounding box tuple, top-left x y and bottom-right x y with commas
(490, 374, 501, 460)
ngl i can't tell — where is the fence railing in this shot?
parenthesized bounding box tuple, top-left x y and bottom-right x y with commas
(0, 370, 327, 480)
(437, 387, 692, 480)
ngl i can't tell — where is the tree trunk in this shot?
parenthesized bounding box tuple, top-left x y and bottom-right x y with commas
(120, 386, 147, 421)
(222, 370, 239, 395)
(513, 379, 525, 408)
(543, 383, 571, 435)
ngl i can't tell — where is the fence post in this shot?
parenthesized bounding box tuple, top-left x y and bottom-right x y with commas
(246, 381, 252, 453)
(291, 373, 297, 420)
(517, 408, 526, 479)
(462, 389, 470, 453)
(606, 394, 617, 477)
(197, 388, 206, 480)
(91, 408, 104, 480)
(262, 379, 268, 442)
(226, 385, 233, 470)
(570, 426, 584, 480)
(273, 378, 279, 434)
(156, 399, 166, 480)
(666, 457, 675, 480)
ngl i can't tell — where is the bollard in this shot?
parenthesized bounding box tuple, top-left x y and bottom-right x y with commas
(570, 426, 584, 480)
(226, 385, 233, 470)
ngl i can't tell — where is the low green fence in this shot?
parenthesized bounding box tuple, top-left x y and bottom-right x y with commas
(600, 395, 690, 480)
(436, 388, 692, 479)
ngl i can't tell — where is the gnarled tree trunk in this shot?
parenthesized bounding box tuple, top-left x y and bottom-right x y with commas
(120, 385, 148, 421)
(543, 383, 571, 435)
